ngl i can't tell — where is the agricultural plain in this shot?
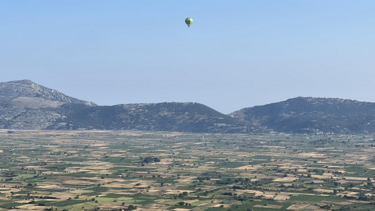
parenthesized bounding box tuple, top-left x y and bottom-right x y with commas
(0, 130, 375, 211)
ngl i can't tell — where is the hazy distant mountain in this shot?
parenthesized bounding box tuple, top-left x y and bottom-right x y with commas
(5, 80, 375, 134)
(0, 80, 96, 107)
(231, 97, 375, 134)
(0, 80, 96, 129)
(0, 80, 258, 133)
(50, 103, 257, 133)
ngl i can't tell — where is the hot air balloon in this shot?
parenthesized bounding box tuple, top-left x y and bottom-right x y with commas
(185, 17, 193, 27)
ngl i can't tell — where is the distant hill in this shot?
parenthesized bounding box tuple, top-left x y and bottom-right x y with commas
(4, 80, 375, 134)
(230, 97, 375, 134)
(0, 80, 258, 133)
(0, 80, 96, 107)
(50, 102, 257, 133)
(0, 80, 96, 129)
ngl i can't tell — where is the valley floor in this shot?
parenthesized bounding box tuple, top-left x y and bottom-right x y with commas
(0, 130, 375, 211)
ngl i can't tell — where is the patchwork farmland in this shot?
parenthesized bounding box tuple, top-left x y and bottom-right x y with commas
(0, 130, 375, 211)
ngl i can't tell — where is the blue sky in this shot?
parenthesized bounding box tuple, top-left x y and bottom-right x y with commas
(1, 1, 374, 113)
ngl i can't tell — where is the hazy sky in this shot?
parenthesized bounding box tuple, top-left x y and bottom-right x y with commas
(1, 1, 374, 113)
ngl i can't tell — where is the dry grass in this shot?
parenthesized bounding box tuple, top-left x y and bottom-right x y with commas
(254, 204, 282, 209)
(274, 177, 298, 182)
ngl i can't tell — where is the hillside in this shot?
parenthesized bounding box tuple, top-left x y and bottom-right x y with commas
(0, 80, 96, 129)
(0, 80, 96, 107)
(49, 102, 257, 133)
(5, 80, 375, 134)
(0, 80, 258, 133)
(231, 97, 375, 134)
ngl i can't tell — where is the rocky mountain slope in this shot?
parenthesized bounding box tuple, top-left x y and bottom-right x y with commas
(49, 103, 256, 133)
(4, 80, 375, 134)
(0, 80, 96, 107)
(231, 97, 375, 134)
(0, 80, 96, 129)
(0, 80, 258, 133)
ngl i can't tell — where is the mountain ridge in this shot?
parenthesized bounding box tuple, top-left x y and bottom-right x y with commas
(230, 96, 375, 134)
(0, 79, 97, 107)
(49, 102, 258, 133)
(2, 79, 375, 134)
(0, 80, 259, 133)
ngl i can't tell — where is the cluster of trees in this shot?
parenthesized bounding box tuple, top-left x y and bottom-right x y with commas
(197, 176, 211, 181)
(142, 157, 160, 164)
(173, 192, 189, 199)
(177, 201, 192, 206)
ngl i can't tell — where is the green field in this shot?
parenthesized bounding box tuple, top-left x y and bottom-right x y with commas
(0, 130, 375, 211)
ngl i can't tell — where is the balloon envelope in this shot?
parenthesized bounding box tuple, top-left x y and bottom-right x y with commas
(185, 18, 193, 27)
